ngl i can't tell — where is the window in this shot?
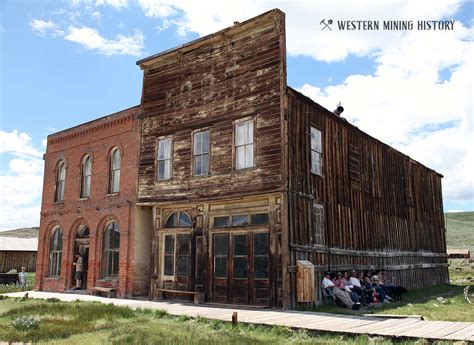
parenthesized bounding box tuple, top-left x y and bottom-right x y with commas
(102, 221, 120, 278)
(157, 138, 172, 180)
(213, 216, 230, 228)
(213, 213, 269, 228)
(80, 155, 92, 198)
(193, 130, 210, 176)
(55, 161, 66, 202)
(254, 233, 269, 278)
(311, 127, 322, 175)
(233, 234, 248, 278)
(235, 119, 254, 169)
(214, 234, 229, 278)
(108, 148, 121, 194)
(313, 203, 325, 245)
(162, 234, 190, 277)
(177, 234, 190, 277)
(49, 227, 63, 276)
(164, 235, 175, 275)
(164, 211, 192, 228)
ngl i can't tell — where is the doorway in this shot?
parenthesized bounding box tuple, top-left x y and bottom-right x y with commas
(212, 231, 270, 306)
(72, 224, 89, 289)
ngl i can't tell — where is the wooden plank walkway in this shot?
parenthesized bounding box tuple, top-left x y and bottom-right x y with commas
(3, 291, 473, 341)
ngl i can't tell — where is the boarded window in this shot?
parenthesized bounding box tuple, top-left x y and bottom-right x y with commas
(55, 161, 66, 202)
(157, 138, 172, 180)
(313, 203, 325, 245)
(102, 221, 120, 278)
(164, 235, 175, 276)
(233, 234, 248, 278)
(311, 127, 322, 175)
(254, 233, 269, 278)
(80, 156, 91, 198)
(49, 227, 63, 276)
(214, 234, 228, 278)
(193, 130, 210, 176)
(164, 211, 192, 228)
(235, 120, 254, 169)
(108, 148, 121, 194)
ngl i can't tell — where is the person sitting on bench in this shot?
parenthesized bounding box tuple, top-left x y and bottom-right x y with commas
(321, 272, 360, 310)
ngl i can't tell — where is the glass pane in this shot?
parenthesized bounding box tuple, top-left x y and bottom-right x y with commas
(165, 235, 175, 254)
(177, 255, 189, 277)
(246, 121, 254, 144)
(246, 144, 254, 167)
(235, 146, 245, 170)
(165, 213, 178, 228)
(164, 255, 174, 275)
(214, 257, 227, 278)
(254, 256, 269, 278)
(194, 132, 202, 154)
(202, 154, 209, 175)
(57, 229, 62, 250)
(57, 252, 62, 275)
(102, 251, 108, 277)
(112, 170, 120, 193)
(84, 157, 91, 175)
(202, 131, 209, 154)
(235, 122, 246, 146)
(177, 234, 190, 255)
(254, 233, 269, 255)
(113, 251, 119, 275)
(158, 139, 171, 160)
(214, 234, 228, 256)
(108, 250, 113, 276)
(213, 216, 229, 228)
(112, 149, 121, 169)
(233, 257, 248, 278)
(311, 127, 322, 152)
(178, 212, 192, 227)
(232, 215, 249, 226)
(113, 226, 120, 249)
(59, 163, 66, 180)
(194, 155, 202, 175)
(233, 234, 247, 256)
(251, 213, 268, 225)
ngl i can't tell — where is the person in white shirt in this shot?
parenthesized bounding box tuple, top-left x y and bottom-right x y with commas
(321, 272, 360, 310)
(348, 270, 367, 305)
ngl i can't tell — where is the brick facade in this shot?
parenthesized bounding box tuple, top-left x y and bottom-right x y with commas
(35, 106, 147, 297)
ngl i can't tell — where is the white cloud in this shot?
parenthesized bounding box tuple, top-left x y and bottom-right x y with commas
(0, 130, 45, 231)
(65, 26, 145, 56)
(95, 0, 128, 9)
(30, 19, 64, 37)
(91, 10, 102, 21)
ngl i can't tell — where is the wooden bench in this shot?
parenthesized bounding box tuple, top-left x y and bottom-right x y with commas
(92, 286, 116, 298)
(156, 289, 204, 304)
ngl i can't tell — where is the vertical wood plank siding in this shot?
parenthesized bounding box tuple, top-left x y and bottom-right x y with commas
(0, 251, 37, 273)
(286, 88, 447, 308)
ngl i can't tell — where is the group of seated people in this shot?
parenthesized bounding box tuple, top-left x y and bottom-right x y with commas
(321, 270, 407, 310)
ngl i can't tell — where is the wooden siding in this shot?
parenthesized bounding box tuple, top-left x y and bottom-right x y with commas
(0, 251, 37, 273)
(285, 88, 448, 308)
(138, 10, 286, 203)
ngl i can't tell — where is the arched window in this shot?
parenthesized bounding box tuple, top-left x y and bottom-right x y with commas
(80, 155, 92, 198)
(164, 211, 192, 228)
(55, 161, 66, 202)
(102, 221, 120, 278)
(108, 148, 121, 194)
(49, 227, 63, 276)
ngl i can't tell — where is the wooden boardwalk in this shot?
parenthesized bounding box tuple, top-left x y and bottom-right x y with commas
(3, 291, 473, 341)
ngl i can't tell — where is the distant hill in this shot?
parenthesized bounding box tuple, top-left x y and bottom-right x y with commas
(0, 227, 39, 238)
(445, 211, 474, 253)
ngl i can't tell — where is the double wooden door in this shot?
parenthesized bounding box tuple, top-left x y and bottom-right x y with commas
(212, 231, 270, 306)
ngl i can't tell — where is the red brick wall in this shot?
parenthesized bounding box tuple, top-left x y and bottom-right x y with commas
(35, 106, 145, 297)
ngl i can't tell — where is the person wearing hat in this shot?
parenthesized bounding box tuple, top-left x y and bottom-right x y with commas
(321, 271, 360, 310)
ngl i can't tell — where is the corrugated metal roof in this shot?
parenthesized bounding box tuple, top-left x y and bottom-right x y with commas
(0, 237, 38, 251)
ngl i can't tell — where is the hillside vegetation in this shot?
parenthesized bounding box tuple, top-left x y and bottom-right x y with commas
(445, 211, 474, 252)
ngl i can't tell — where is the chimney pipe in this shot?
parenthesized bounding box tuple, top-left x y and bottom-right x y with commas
(333, 104, 344, 116)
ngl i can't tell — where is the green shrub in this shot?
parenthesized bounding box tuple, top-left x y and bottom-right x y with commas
(11, 315, 40, 331)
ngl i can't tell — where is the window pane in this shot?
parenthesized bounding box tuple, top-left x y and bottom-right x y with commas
(213, 216, 229, 228)
(194, 155, 202, 175)
(84, 157, 91, 175)
(246, 121, 254, 144)
(254, 233, 269, 255)
(232, 215, 249, 226)
(112, 170, 120, 193)
(251, 213, 268, 225)
(178, 212, 192, 227)
(201, 131, 209, 153)
(113, 251, 119, 275)
(214, 234, 228, 256)
(57, 252, 62, 275)
(108, 251, 113, 276)
(245, 144, 254, 168)
(112, 149, 121, 169)
(214, 257, 227, 278)
(235, 122, 246, 146)
(59, 163, 66, 180)
(165, 213, 178, 227)
(236, 146, 246, 170)
(177, 234, 190, 255)
(234, 234, 247, 256)
(164, 255, 174, 275)
(165, 235, 175, 255)
(233, 257, 248, 278)
(201, 154, 209, 175)
(113, 226, 120, 249)
(194, 132, 202, 154)
(158, 139, 171, 160)
(254, 257, 269, 278)
(177, 256, 189, 277)
(311, 128, 322, 152)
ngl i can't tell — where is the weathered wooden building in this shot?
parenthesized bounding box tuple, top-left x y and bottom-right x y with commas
(135, 9, 448, 309)
(0, 237, 38, 273)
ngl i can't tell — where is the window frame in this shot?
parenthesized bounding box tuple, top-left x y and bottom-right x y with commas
(312, 202, 325, 245)
(310, 127, 323, 176)
(80, 155, 92, 199)
(101, 221, 120, 279)
(192, 128, 211, 177)
(163, 211, 192, 228)
(156, 136, 173, 181)
(161, 232, 191, 279)
(48, 226, 63, 277)
(54, 160, 66, 203)
(211, 212, 269, 228)
(108, 147, 121, 194)
(233, 117, 256, 170)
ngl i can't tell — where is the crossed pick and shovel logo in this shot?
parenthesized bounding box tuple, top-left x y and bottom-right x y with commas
(320, 19, 333, 31)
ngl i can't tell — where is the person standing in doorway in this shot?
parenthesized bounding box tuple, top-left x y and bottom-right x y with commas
(73, 253, 83, 290)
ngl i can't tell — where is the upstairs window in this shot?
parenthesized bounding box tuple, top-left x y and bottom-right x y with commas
(102, 221, 120, 278)
(313, 203, 325, 245)
(55, 161, 66, 202)
(108, 148, 121, 194)
(157, 138, 172, 180)
(80, 155, 92, 198)
(235, 119, 254, 170)
(49, 227, 63, 276)
(311, 127, 322, 175)
(164, 211, 192, 228)
(193, 130, 210, 176)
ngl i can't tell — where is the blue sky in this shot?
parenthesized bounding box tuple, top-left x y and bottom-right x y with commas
(0, 0, 473, 230)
